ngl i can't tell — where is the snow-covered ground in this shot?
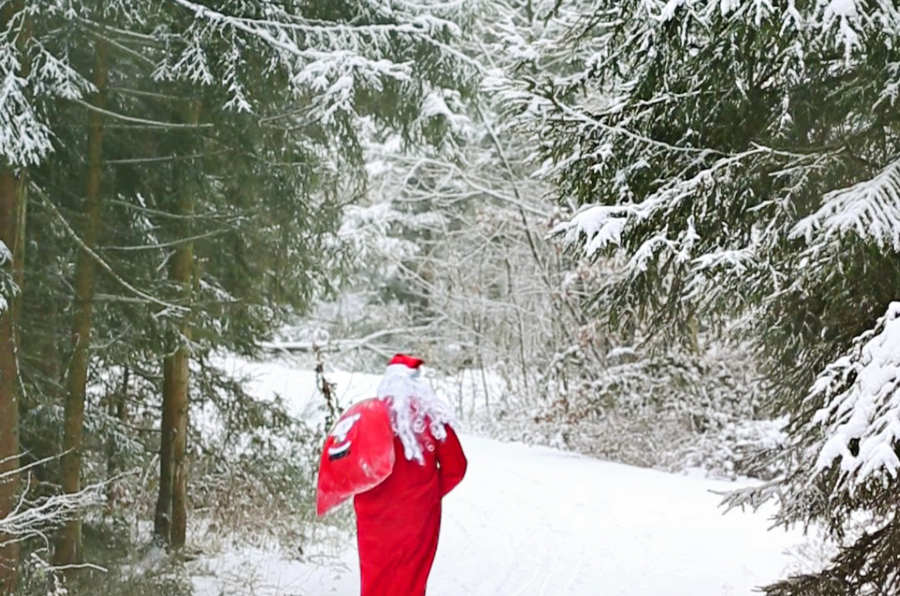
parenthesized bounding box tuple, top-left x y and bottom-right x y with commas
(192, 357, 803, 595)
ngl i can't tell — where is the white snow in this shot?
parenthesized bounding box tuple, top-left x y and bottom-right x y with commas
(828, 0, 858, 18)
(193, 434, 800, 596)
(554, 205, 626, 256)
(192, 357, 802, 596)
(210, 353, 382, 424)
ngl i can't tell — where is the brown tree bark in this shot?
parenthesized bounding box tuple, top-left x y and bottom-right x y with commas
(154, 102, 199, 550)
(0, 2, 28, 589)
(0, 168, 24, 595)
(55, 34, 108, 568)
(154, 211, 193, 550)
(169, 318, 191, 549)
(105, 368, 128, 511)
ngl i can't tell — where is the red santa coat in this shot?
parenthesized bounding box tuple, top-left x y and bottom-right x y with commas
(353, 423, 467, 596)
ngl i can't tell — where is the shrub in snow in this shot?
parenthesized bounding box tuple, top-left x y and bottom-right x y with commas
(474, 339, 772, 477)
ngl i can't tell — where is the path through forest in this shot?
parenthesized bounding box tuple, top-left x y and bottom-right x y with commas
(194, 436, 803, 595)
(191, 360, 804, 595)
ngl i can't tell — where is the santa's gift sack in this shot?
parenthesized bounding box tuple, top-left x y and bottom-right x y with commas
(316, 398, 396, 516)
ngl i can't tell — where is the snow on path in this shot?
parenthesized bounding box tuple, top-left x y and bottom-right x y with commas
(193, 358, 802, 595)
(433, 436, 797, 596)
(195, 435, 800, 596)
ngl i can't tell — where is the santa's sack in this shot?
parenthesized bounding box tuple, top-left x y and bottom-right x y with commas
(316, 398, 396, 516)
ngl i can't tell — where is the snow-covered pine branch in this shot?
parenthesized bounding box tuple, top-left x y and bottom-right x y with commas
(809, 302, 900, 492)
(791, 158, 900, 253)
(0, 4, 93, 166)
(161, 0, 478, 133)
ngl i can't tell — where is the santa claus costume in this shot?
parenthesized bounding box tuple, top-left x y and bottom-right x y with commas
(352, 353, 467, 596)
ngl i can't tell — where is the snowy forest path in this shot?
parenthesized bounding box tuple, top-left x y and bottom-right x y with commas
(194, 431, 803, 596)
(427, 435, 801, 595)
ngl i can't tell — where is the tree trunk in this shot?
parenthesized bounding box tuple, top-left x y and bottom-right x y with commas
(155, 101, 199, 550)
(0, 3, 28, 589)
(169, 321, 190, 549)
(55, 34, 108, 568)
(0, 169, 24, 595)
(154, 357, 175, 542)
(105, 368, 128, 511)
(155, 209, 193, 550)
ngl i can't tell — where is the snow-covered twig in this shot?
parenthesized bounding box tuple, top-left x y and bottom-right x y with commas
(262, 323, 444, 357)
(0, 452, 69, 481)
(101, 228, 230, 252)
(1, 471, 106, 550)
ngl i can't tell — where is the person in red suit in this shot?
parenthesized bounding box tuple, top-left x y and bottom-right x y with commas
(353, 353, 468, 596)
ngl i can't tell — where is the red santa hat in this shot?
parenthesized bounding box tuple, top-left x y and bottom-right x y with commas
(385, 353, 424, 374)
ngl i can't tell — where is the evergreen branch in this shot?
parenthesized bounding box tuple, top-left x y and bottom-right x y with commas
(763, 513, 900, 596)
(105, 150, 227, 165)
(166, 0, 412, 76)
(107, 197, 242, 221)
(806, 301, 900, 491)
(547, 93, 726, 157)
(75, 16, 159, 44)
(35, 190, 188, 315)
(88, 28, 156, 68)
(107, 86, 192, 102)
(73, 99, 213, 129)
(101, 228, 230, 251)
(791, 158, 900, 252)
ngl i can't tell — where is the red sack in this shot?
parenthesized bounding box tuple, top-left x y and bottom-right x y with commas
(316, 398, 396, 516)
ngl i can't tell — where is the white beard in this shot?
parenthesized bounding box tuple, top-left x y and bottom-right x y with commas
(376, 367, 457, 464)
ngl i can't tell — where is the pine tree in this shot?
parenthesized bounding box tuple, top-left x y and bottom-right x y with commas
(0, 0, 88, 584)
(513, 1, 900, 592)
(141, 0, 478, 549)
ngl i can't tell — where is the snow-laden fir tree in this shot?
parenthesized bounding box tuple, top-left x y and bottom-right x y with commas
(502, 1, 900, 592)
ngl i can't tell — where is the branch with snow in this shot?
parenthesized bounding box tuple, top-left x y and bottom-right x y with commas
(791, 158, 900, 253)
(0, 4, 95, 166)
(163, 0, 475, 121)
(810, 301, 900, 492)
(553, 205, 627, 257)
(1, 467, 105, 551)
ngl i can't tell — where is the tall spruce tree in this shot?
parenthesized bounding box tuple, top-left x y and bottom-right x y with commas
(514, 1, 900, 592)
(143, 0, 477, 549)
(0, 0, 95, 584)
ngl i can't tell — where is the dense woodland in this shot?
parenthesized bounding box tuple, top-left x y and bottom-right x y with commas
(1, 1, 899, 594)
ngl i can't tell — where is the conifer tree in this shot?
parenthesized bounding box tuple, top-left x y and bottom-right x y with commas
(516, 1, 900, 592)
(0, 0, 93, 583)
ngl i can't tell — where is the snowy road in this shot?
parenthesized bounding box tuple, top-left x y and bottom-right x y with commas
(193, 361, 801, 595)
(431, 436, 798, 596)
(195, 434, 801, 596)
